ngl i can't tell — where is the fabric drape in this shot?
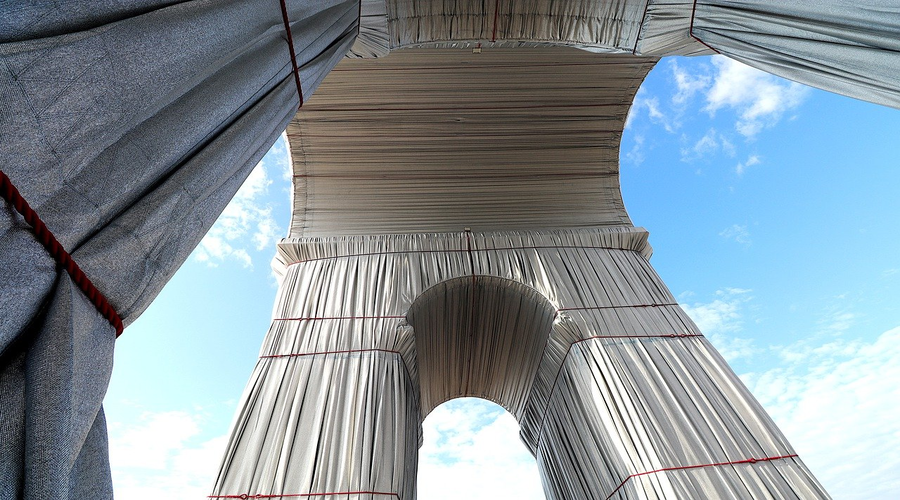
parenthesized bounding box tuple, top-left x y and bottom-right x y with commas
(0, 1, 358, 498)
(691, 0, 900, 108)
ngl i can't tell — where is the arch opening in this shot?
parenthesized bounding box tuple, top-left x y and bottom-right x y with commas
(418, 398, 543, 499)
(406, 275, 558, 419)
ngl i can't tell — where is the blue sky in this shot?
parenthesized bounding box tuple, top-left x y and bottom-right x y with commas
(103, 54, 900, 499)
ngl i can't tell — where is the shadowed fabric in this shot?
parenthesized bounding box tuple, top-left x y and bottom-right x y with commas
(0, 1, 358, 498)
(288, 48, 656, 236)
(346, 0, 900, 108)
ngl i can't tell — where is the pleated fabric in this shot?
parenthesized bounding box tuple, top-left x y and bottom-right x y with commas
(347, 1, 900, 107)
(691, 0, 900, 109)
(348, 0, 712, 56)
(288, 48, 656, 236)
(212, 229, 829, 499)
(0, 2, 358, 498)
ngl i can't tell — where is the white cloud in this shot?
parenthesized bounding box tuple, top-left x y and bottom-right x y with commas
(681, 288, 758, 362)
(419, 399, 544, 499)
(194, 159, 281, 268)
(704, 56, 809, 138)
(735, 154, 761, 175)
(719, 224, 751, 245)
(109, 410, 227, 500)
(627, 92, 674, 132)
(681, 128, 736, 162)
(692, 128, 719, 156)
(625, 134, 646, 165)
(744, 326, 900, 500)
(772, 309, 857, 365)
(671, 59, 710, 106)
(271, 133, 292, 182)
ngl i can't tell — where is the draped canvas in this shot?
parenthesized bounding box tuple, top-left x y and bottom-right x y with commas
(691, 0, 900, 109)
(0, 1, 358, 497)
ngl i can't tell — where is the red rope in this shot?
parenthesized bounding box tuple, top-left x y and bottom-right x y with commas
(632, 0, 652, 55)
(604, 454, 799, 499)
(278, 0, 304, 108)
(0, 170, 124, 337)
(689, 0, 722, 54)
(491, 0, 500, 42)
(558, 302, 678, 312)
(260, 348, 401, 359)
(303, 102, 622, 113)
(293, 172, 618, 180)
(284, 244, 641, 268)
(535, 331, 703, 443)
(273, 315, 405, 321)
(464, 228, 478, 395)
(209, 491, 399, 499)
(330, 62, 640, 73)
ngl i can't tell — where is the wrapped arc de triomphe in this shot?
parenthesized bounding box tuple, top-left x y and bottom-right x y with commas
(1, 2, 898, 499)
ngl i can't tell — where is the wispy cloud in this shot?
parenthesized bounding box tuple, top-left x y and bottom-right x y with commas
(109, 410, 227, 500)
(671, 59, 710, 106)
(680, 128, 736, 163)
(681, 288, 759, 362)
(627, 91, 674, 132)
(419, 399, 543, 499)
(624, 134, 646, 165)
(704, 56, 809, 138)
(735, 154, 761, 175)
(272, 133, 292, 182)
(719, 224, 751, 245)
(194, 159, 281, 268)
(744, 326, 900, 500)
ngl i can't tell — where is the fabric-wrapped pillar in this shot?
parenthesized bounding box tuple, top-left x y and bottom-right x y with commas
(210, 248, 427, 499)
(215, 228, 830, 499)
(528, 311, 829, 499)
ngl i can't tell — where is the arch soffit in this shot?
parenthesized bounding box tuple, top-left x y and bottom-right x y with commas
(406, 275, 559, 419)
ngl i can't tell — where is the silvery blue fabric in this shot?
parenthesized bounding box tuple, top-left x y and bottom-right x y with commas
(0, 1, 358, 498)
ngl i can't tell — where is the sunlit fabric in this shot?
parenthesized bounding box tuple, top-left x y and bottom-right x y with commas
(212, 229, 828, 498)
(691, 1, 900, 109)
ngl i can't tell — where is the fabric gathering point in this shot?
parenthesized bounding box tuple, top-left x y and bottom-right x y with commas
(0, 170, 124, 336)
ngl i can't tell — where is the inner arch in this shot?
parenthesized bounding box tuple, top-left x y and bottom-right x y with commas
(407, 276, 557, 418)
